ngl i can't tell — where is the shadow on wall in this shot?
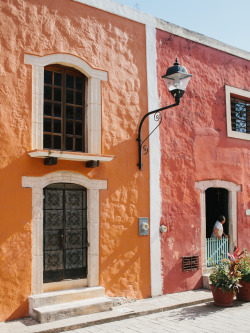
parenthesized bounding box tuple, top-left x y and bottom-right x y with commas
(0, 155, 34, 321)
(0, 217, 32, 321)
(100, 214, 150, 300)
(6, 299, 29, 322)
(99, 135, 151, 299)
(162, 256, 203, 294)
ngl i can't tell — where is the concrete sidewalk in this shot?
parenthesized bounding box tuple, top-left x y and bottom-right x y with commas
(0, 289, 213, 333)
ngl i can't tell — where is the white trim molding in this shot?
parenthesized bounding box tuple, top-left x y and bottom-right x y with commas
(74, 0, 156, 27)
(225, 85, 250, 141)
(24, 53, 108, 154)
(195, 180, 241, 272)
(22, 171, 107, 294)
(74, 0, 250, 61)
(147, 25, 162, 297)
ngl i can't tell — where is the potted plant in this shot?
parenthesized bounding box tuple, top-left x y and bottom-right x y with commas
(237, 250, 250, 301)
(209, 248, 242, 306)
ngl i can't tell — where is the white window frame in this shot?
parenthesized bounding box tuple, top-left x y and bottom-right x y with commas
(226, 85, 250, 141)
(24, 54, 108, 155)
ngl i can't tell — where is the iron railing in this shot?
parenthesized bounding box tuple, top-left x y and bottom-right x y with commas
(206, 238, 228, 267)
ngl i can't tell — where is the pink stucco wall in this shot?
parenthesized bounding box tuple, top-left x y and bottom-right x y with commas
(156, 29, 250, 294)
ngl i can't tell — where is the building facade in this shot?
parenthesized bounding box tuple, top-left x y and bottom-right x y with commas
(0, 0, 249, 322)
(156, 28, 250, 294)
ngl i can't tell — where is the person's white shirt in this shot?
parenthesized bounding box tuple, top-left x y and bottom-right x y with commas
(211, 221, 223, 238)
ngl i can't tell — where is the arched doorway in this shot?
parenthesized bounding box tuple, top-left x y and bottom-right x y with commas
(206, 188, 229, 238)
(195, 180, 241, 272)
(22, 171, 107, 294)
(205, 188, 229, 266)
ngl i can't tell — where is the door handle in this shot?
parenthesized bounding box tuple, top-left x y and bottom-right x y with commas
(59, 230, 64, 246)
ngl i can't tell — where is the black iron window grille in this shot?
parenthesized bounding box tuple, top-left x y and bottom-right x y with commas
(43, 65, 86, 152)
(231, 97, 250, 134)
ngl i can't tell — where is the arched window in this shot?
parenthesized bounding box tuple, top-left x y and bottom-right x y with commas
(24, 53, 108, 157)
(43, 66, 86, 152)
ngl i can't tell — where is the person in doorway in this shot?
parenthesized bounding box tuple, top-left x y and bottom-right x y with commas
(211, 215, 228, 240)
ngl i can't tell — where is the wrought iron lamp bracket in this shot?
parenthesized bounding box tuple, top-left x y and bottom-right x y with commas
(137, 101, 179, 170)
(140, 111, 162, 156)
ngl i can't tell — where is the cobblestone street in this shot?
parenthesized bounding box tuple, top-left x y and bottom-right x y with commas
(66, 301, 250, 333)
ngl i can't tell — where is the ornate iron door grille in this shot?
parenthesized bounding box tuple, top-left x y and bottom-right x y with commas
(43, 183, 88, 283)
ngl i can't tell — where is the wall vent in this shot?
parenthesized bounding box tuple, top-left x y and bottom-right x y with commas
(182, 255, 199, 271)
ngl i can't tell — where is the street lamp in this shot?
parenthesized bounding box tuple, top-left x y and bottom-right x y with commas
(137, 59, 192, 170)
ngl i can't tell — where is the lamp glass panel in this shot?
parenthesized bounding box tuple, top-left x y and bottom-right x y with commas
(163, 75, 191, 92)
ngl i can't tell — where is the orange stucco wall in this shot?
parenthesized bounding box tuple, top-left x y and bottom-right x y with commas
(156, 29, 250, 294)
(0, 0, 150, 321)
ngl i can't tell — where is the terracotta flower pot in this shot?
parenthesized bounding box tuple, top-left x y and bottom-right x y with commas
(211, 285, 234, 306)
(237, 280, 250, 302)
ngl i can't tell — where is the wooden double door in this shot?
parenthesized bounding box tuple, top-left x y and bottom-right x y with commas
(43, 183, 88, 283)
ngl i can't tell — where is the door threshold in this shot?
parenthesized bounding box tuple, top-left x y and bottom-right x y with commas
(43, 278, 88, 292)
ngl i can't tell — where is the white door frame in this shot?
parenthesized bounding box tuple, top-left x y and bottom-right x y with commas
(195, 180, 241, 272)
(22, 171, 107, 294)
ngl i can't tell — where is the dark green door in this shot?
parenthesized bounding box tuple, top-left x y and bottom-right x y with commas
(43, 183, 87, 283)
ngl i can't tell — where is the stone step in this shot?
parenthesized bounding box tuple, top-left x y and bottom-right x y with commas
(33, 296, 113, 323)
(203, 274, 211, 290)
(202, 267, 213, 275)
(29, 286, 105, 316)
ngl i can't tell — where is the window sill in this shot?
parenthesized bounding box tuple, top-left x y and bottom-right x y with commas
(227, 130, 250, 141)
(28, 149, 115, 163)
